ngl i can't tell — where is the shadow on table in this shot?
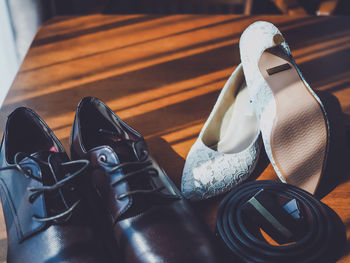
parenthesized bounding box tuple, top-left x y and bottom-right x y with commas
(146, 136, 223, 228)
(312, 91, 350, 260)
(339, 219, 350, 258)
(146, 136, 186, 188)
(315, 91, 350, 199)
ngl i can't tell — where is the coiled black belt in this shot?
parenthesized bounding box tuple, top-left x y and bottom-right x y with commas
(216, 181, 346, 263)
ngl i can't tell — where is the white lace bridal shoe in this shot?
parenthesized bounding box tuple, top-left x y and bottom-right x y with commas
(181, 64, 262, 200)
(240, 21, 329, 194)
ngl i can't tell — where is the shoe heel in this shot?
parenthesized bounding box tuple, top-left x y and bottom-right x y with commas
(240, 21, 329, 194)
(259, 44, 328, 194)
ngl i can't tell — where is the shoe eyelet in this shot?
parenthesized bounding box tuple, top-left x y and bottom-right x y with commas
(25, 168, 33, 178)
(141, 150, 148, 159)
(98, 154, 107, 163)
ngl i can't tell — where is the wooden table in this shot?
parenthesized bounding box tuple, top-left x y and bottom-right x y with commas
(1, 14, 350, 262)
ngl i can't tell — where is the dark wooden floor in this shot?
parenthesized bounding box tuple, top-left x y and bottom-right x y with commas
(1, 15, 350, 262)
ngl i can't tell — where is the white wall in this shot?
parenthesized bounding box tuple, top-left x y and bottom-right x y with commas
(0, 0, 20, 106)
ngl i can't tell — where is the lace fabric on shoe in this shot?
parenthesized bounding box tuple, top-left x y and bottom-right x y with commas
(0, 152, 89, 224)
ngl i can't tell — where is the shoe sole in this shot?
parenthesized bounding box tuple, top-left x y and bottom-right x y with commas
(258, 45, 328, 194)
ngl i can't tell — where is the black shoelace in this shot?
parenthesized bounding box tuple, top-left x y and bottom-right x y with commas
(0, 152, 89, 223)
(97, 149, 165, 200)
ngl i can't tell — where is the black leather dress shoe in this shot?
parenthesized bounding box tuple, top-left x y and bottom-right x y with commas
(70, 97, 220, 263)
(0, 107, 112, 263)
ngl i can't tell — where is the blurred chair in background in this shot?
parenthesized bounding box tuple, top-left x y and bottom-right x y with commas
(103, 0, 345, 14)
(317, 0, 340, 15)
(271, 0, 340, 15)
(103, 0, 253, 14)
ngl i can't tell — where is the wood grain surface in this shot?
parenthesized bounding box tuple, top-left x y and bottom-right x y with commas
(0, 14, 350, 262)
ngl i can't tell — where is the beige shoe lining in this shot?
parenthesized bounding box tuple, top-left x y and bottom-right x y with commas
(202, 69, 259, 154)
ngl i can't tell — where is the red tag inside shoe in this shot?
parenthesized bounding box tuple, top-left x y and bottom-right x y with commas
(49, 146, 58, 152)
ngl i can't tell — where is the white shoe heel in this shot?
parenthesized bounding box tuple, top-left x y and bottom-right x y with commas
(240, 21, 329, 194)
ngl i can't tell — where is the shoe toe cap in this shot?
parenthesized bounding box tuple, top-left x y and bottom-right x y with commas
(181, 166, 206, 201)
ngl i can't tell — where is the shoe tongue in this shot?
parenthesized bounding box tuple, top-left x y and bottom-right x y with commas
(97, 128, 149, 163)
(98, 131, 157, 205)
(20, 151, 75, 217)
(98, 132, 139, 163)
(113, 140, 139, 163)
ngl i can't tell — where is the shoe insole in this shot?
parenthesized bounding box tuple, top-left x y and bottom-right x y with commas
(258, 46, 327, 194)
(215, 83, 259, 154)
